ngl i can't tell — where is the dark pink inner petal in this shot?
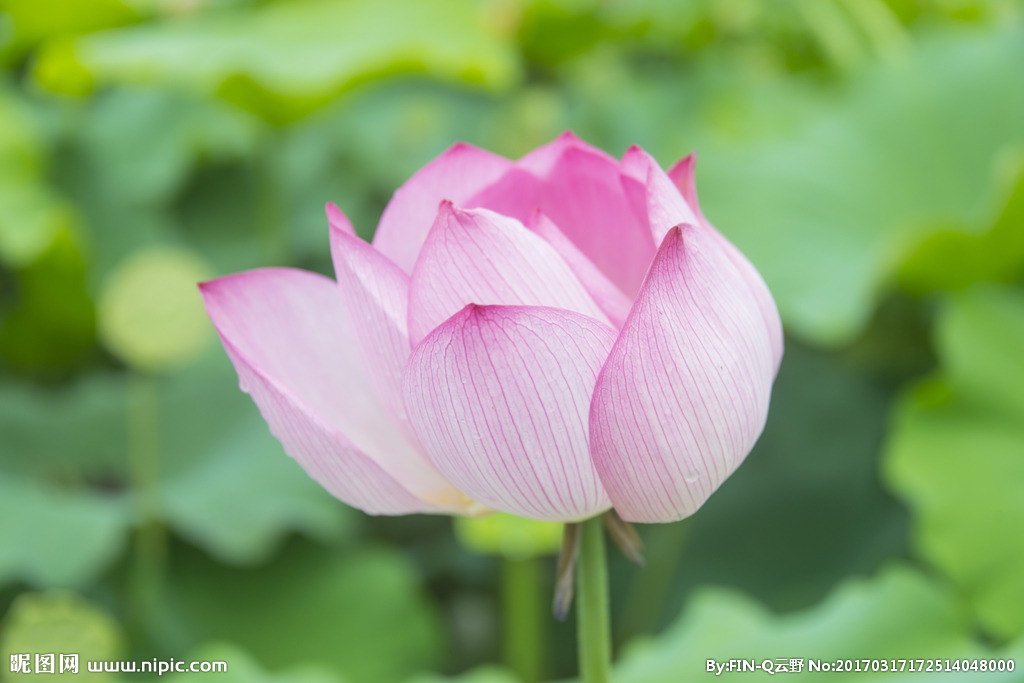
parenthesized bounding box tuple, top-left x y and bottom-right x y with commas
(467, 144, 656, 298)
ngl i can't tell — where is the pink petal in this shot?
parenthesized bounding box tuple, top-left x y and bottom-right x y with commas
(527, 210, 633, 328)
(407, 202, 609, 345)
(468, 133, 656, 297)
(325, 202, 355, 235)
(590, 225, 777, 523)
(200, 268, 472, 514)
(517, 130, 620, 176)
(329, 220, 415, 444)
(638, 147, 784, 372)
(372, 142, 513, 273)
(622, 145, 702, 243)
(403, 305, 615, 521)
(666, 153, 707, 224)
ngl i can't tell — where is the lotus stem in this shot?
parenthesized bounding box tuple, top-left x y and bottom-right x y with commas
(502, 556, 544, 683)
(577, 516, 612, 683)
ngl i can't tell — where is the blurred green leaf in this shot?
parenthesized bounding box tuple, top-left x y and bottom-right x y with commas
(0, 86, 76, 270)
(162, 543, 442, 683)
(650, 26, 1024, 344)
(47, 88, 265, 286)
(76, 88, 263, 208)
(0, 181, 76, 269)
(613, 565, 1022, 682)
(517, 1, 610, 68)
(60, 0, 520, 123)
(0, 350, 351, 577)
(0, 0, 139, 64)
(170, 643, 342, 683)
(899, 155, 1024, 293)
(0, 476, 129, 588)
(709, 27, 1023, 343)
(884, 285, 1024, 640)
(407, 667, 520, 683)
(0, 231, 96, 376)
(0, 591, 123, 682)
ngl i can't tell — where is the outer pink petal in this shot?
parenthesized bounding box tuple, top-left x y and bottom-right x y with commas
(200, 268, 471, 514)
(637, 146, 784, 372)
(590, 225, 777, 523)
(516, 130, 620, 176)
(468, 133, 656, 297)
(328, 220, 416, 445)
(526, 210, 633, 328)
(667, 153, 707, 224)
(622, 145, 702, 244)
(403, 305, 615, 521)
(372, 142, 513, 273)
(407, 202, 609, 345)
(326, 202, 355, 235)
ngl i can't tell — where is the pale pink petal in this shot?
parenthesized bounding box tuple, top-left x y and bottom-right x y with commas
(527, 210, 633, 328)
(407, 202, 609, 345)
(590, 225, 777, 523)
(468, 134, 656, 297)
(220, 343, 428, 514)
(326, 202, 355, 235)
(516, 130, 620, 176)
(667, 153, 707, 224)
(329, 222, 415, 444)
(637, 147, 784, 372)
(372, 142, 513, 273)
(622, 145, 702, 243)
(200, 268, 473, 514)
(404, 305, 615, 521)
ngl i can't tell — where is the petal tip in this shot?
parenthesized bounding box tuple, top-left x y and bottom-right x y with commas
(326, 201, 355, 236)
(446, 140, 480, 156)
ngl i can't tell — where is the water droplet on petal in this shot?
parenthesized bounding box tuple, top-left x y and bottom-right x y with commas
(684, 469, 700, 484)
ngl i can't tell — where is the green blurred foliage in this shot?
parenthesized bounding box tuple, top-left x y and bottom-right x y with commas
(167, 643, 342, 683)
(0, 350, 351, 581)
(899, 156, 1024, 293)
(0, 591, 123, 683)
(613, 565, 1024, 682)
(158, 542, 442, 683)
(885, 286, 1024, 640)
(0, 0, 1022, 681)
(42, 0, 519, 124)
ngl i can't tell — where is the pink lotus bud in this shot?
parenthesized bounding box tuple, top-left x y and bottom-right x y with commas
(200, 133, 782, 523)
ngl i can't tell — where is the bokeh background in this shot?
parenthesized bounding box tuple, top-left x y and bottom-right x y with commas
(1, 0, 1023, 681)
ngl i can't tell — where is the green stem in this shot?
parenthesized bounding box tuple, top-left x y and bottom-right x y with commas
(256, 132, 288, 265)
(577, 517, 612, 683)
(502, 557, 544, 683)
(127, 373, 165, 627)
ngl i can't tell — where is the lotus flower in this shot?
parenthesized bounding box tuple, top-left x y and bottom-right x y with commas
(200, 133, 783, 524)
